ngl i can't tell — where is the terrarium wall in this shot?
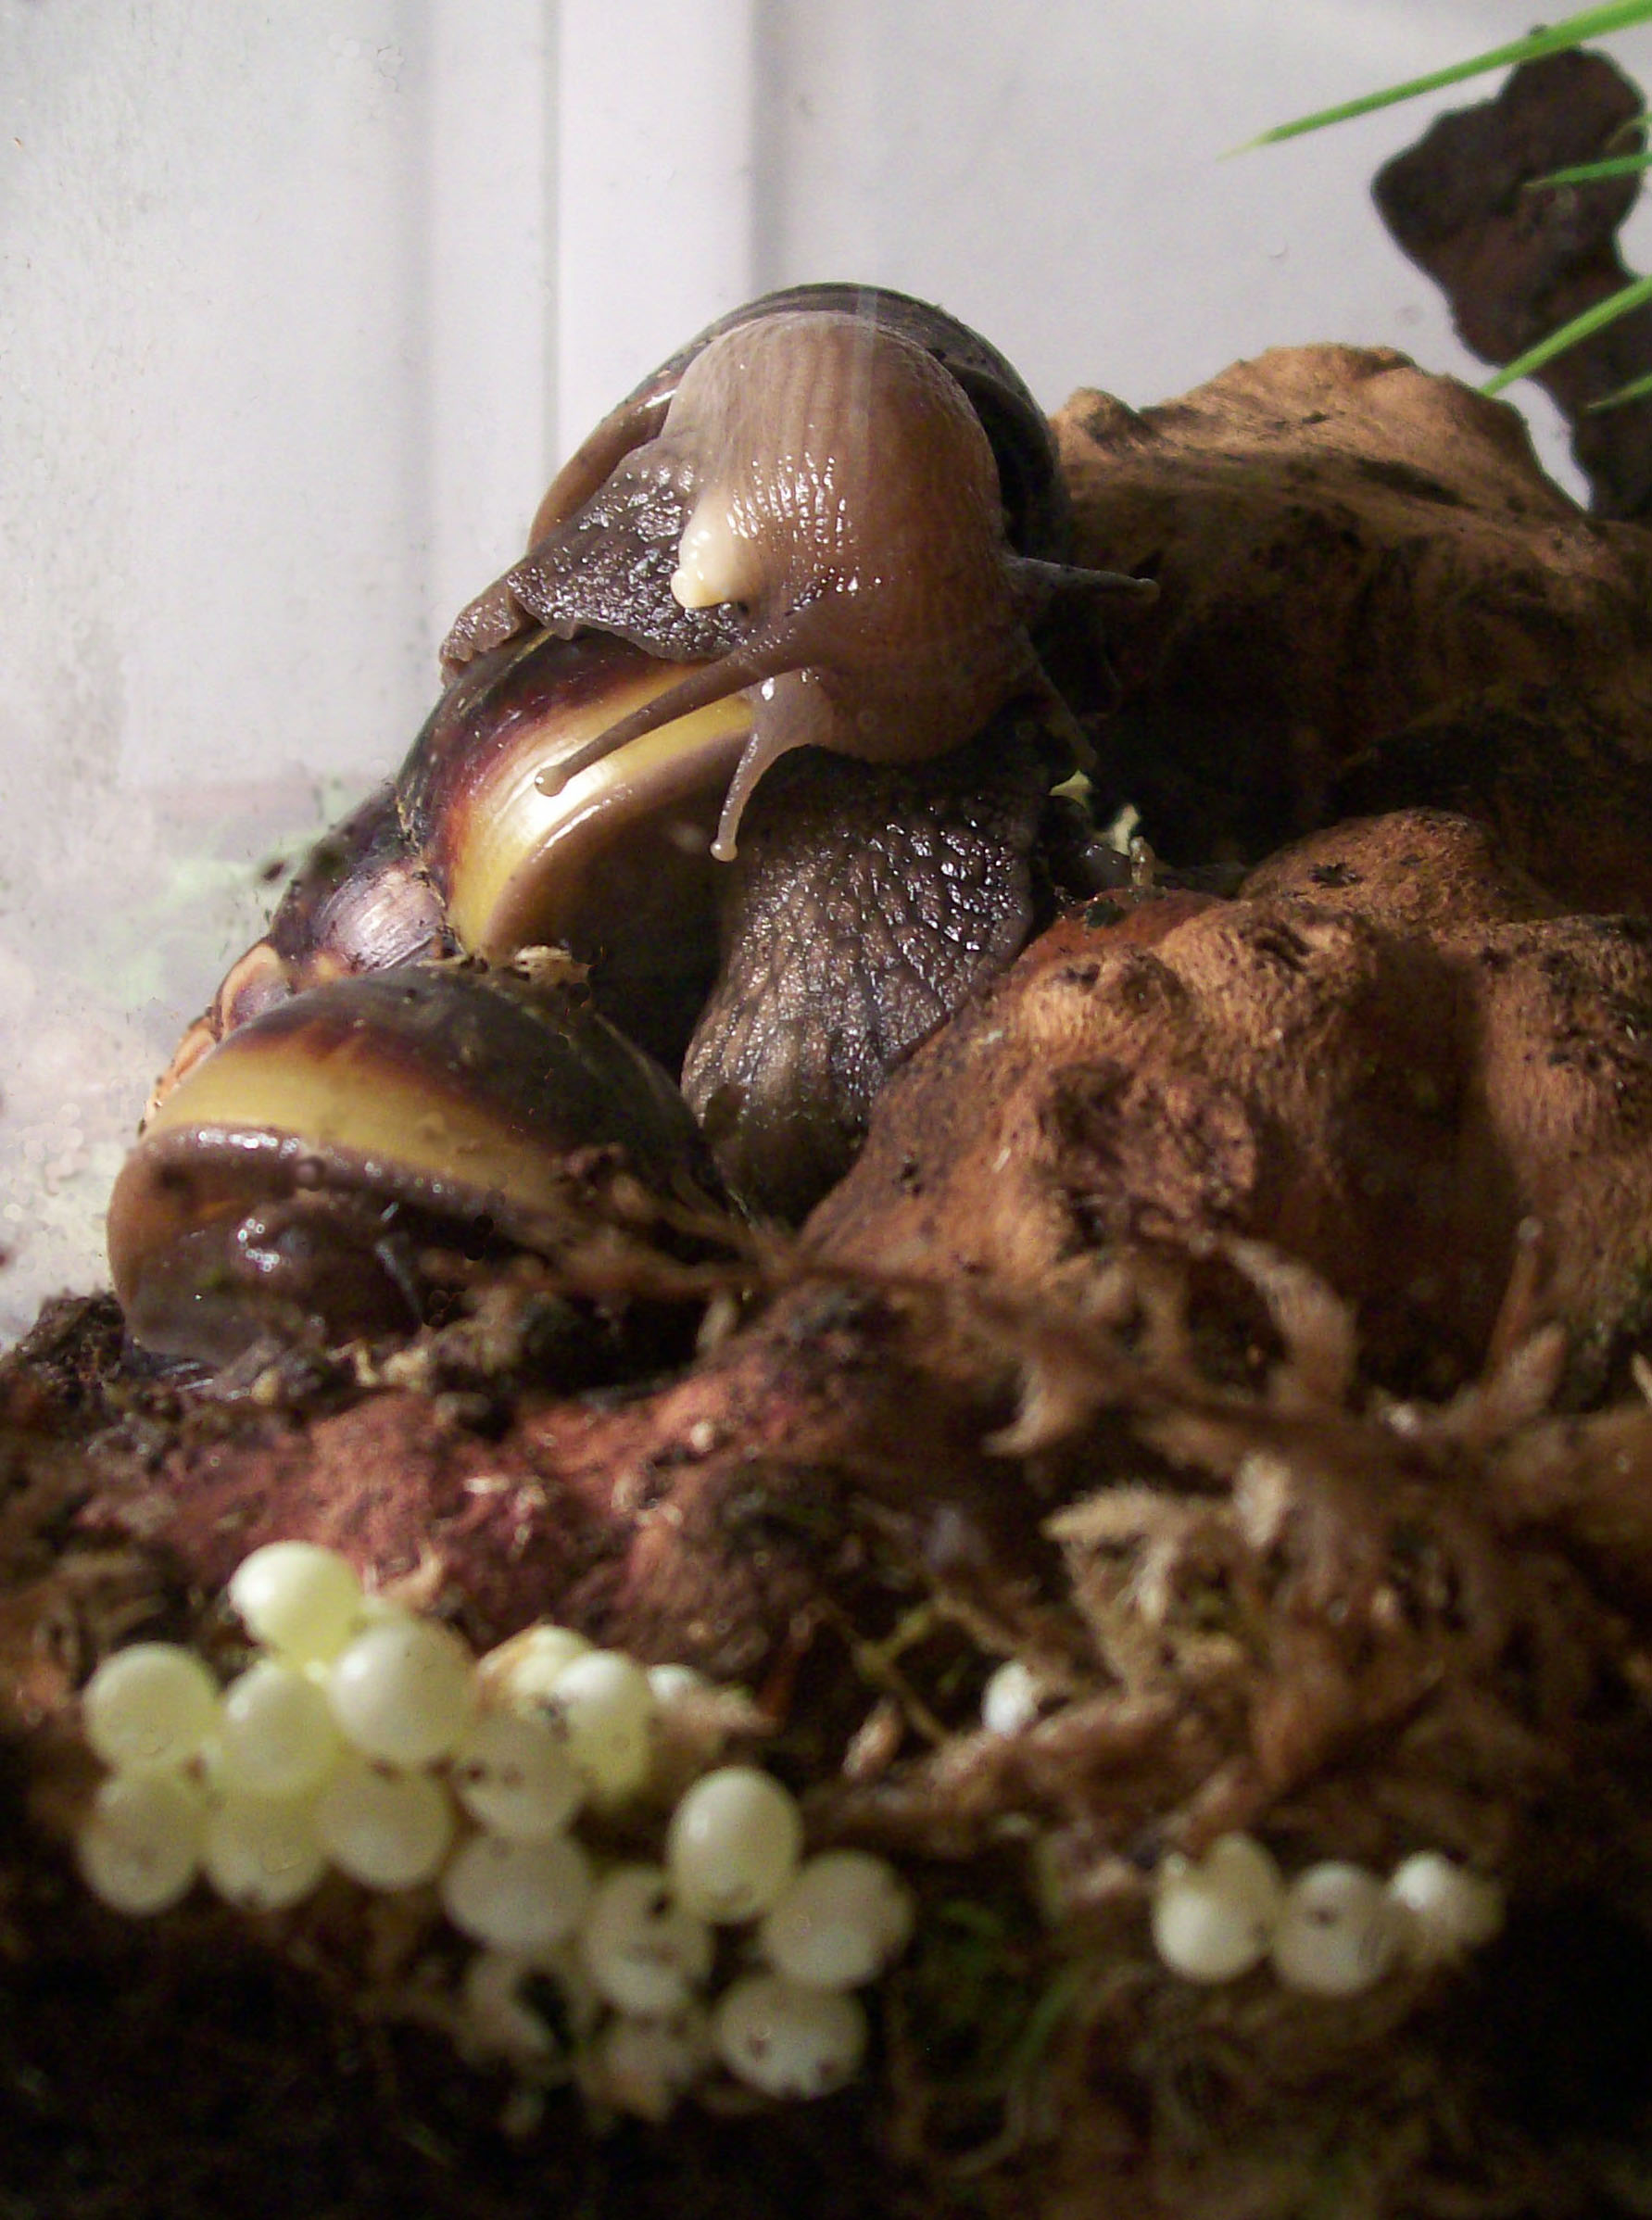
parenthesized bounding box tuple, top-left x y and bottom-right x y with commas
(6, 0, 1652, 1343)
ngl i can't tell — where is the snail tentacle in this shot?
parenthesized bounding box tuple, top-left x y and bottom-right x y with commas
(528, 613, 840, 863)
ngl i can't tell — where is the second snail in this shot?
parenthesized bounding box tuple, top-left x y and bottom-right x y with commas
(108, 284, 1154, 1365)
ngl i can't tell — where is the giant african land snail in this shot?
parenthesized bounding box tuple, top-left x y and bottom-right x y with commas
(107, 286, 1153, 1360)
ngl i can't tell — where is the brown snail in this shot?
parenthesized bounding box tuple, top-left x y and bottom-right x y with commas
(445, 291, 1151, 865)
(109, 963, 724, 1364)
(440, 280, 1087, 674)
(113, 286, 1152, 1357)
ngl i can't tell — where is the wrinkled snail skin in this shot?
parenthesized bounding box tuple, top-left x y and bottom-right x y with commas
(680, 704, 1066, 1220)
(108, 965, 722, 1363)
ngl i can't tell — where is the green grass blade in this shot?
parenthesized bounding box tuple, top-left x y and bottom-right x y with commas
(1588, 365, 1652, 406)
(1482, 270, 1652, 393)
(1235, 0, 1652, 151)
(1526, 150, 1652, 186)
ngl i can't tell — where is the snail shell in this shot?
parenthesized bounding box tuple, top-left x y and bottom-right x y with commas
(108, 963, 723, 1363)
(147, 630, 753, 1114)
(148, 782, 451, 1119)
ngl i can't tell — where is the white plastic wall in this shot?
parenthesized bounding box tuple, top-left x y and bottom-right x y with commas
(6, 1, 1652, 1339)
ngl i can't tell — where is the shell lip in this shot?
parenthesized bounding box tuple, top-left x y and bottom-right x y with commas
(135, 964, 723, 1187)
(105, 1123, 582, 1368)
(399, 629, 752, 963)
(110, 1121, 616, 1286)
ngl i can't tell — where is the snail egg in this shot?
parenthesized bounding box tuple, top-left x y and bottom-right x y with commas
(712, 1974, 867, 2100)
(78, 1770, 206, 1915)
(326, 1617, 477, 1766)
(667, 1765, 803, 1924)
(759, 1850, 915, 1990)
(647, 1663, 709, 1712)
(450, 1709, 585, 1840)
(227, 1543, 365, 1663)
(539, 1650, 656, 1801)
(82, 1643, 220, 1772)
(439, 1830, 593, 1953)
(579, 1863, 714, 2016)
(1152, 1834, 1283, 1983)
(217, 1659, 342, 1797)
(590, 2007, 713, 2122)
(475, 1623, 591, 1711)
(314, 1757, 456, 1889)
(1387, 1852, 1505, 1964)
(1271, 1861, 1402, 1997)
(980, 1659, 1045, 1736)
(202, 1791, 328, 1911)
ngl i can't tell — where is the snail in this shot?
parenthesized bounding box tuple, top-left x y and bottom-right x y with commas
(113, 285, 1152, 1357)
(108, 963, 724, 1365)
(439, 281, 1083, 677)
(443, 287, 1151, 867)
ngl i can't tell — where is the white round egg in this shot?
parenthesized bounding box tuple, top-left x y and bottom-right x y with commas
(82, 1643, 220, 1773)
(326, 1617, 477, 1766)
(439, 1830, 594, 1953)
(78, 1769, 207, 1915)
(667, 1766, 802, 1924)
(1152, 1833, 1283, 1983)
(759, 1850, 914, 1990)
(227, 1543, 364, 1662)
(579, 1863, 713, 2016)
(1271, 1861, 1402, 1996)
(712, 1974, 866, 2100)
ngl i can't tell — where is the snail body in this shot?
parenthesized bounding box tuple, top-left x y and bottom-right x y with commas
(439, 281, 1082, 676)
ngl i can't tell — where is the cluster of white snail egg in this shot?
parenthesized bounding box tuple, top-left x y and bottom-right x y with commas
(1150, 1831, 1506, 1996)
(74, 1541, 915, 2117)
